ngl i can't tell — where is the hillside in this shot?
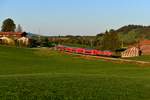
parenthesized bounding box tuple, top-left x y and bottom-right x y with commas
(116, 25, 150, 44)
(52, 25, 150, 50)
(0, 46, 150, 99)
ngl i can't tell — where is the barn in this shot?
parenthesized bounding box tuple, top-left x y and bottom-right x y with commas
(121, 47, 139, 58)
(139, 40, 150, 55)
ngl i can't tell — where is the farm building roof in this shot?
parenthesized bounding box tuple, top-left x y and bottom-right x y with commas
(140, 40, 150, 45)
(0, 32, 22, 38)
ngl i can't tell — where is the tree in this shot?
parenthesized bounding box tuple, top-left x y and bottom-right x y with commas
(1, 18, 16, 32)
(101, 30, 121, 51)
(95, 33, 105, 49)
(16, 24, 23, 32)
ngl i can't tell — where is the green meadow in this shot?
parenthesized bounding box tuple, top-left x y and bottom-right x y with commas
(125, 55, 150, 62)
(0, 46, 150, 100)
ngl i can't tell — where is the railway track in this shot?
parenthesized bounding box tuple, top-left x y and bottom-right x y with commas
(56, 46, 150, 65)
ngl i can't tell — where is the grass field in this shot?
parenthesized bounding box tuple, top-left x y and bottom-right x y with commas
(0, 46, 150, 100)
(124, 55, 150, 62)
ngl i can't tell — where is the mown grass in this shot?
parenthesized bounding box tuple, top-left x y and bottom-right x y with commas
(0, 46, 150, 100)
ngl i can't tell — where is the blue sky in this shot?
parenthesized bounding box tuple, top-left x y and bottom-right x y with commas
(0, 0, 150, 36)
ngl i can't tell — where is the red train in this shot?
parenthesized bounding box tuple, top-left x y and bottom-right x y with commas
(56, 45, 113, 57)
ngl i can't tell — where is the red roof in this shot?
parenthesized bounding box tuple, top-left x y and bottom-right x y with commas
(0, 32, 23, 38)
(140, 40, 150, 45)
(0, 32, 22, 35)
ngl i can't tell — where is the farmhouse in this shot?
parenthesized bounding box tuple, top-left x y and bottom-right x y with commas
(0, 32, 22, 39)
(0, 32, 22, 45)
(0, 32, 30, 47)
(139, 40, 150, 55)
(0, 36, 15, 45)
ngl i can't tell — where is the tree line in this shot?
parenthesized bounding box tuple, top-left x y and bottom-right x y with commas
(55, 24, 150, 51)
(56, 29, 121, 51)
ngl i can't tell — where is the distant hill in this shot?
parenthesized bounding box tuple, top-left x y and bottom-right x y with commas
(116, 25, 146, 33)
(96, 25, 150, 46)
(117, 25, 150, 38)
(112, 25, 150, 44)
